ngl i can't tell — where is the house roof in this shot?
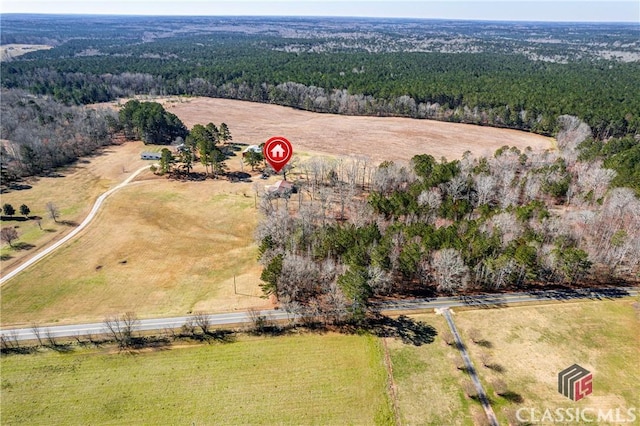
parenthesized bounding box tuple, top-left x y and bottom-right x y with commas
(266, 180, 294, 193)
(243, 145, 262, 153)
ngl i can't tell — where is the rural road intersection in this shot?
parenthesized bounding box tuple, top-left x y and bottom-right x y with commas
(0, 165, 151, 285)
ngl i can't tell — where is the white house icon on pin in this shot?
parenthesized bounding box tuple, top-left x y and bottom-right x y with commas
(271, 144, 285, 158)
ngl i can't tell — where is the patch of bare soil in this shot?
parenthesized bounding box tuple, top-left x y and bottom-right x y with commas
(160, 97, 553, 162)
(0, 44, 52, 61)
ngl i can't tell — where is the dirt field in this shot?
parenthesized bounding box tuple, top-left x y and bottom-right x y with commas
(159, 97, 554, 162)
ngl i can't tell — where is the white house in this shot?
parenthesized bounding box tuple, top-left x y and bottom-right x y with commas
(141, 152, 162, 160)
(242, 145, 262, 157)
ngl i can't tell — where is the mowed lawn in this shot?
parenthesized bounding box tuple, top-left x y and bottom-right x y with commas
(1, 179, 267, 326)
(1, 333, 393, 425)
(453, 299, 640, 424)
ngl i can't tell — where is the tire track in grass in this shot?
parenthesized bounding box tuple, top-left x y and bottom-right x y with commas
(381, 337, 402, 425)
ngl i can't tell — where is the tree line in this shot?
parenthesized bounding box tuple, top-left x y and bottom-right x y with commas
(2, 32, 639, 139)
(256, 115, 639, 323)
(0, 89, 116, 185)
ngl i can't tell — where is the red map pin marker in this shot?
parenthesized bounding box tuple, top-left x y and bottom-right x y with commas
(263, 136, 293, 173)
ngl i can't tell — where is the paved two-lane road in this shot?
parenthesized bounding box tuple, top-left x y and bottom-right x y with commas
(2, 286, 636, 341)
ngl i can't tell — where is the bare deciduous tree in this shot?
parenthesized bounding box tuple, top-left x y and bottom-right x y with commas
(368, 265, 393, 296)
(277, 254, 321, 303)
(103, 312, 139, 348)
(181, 318, 197, 336)
(247, 308, 275, 334)
(45, 330, 58, 348)
(489, 212, 522, 248)
(31, 323, 43, 346)
(418, 187, 442, 211)
(193, 311, 211, 335)
(479, 351, 492, 367)
(556, 115, 592, 164)
(46, 202, 60, 223)
(1, 332, 21, 352)
(0, 227, 19, 248)
(431, 249, 469, 293)
(468, 328, 482, 344)
(464, 381, 479, 399)
(492, 378, 508, 396)
(441, 330, 455, 346)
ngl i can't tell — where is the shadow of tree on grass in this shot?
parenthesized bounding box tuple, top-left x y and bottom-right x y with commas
(501, 391, 524, 403)
(476, 339, 493, 348)
(347, 314, 437, 346)
(13, 242, 36, 251)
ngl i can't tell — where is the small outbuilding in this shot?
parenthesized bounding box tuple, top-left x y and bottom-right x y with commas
(141, 152, 162, 160)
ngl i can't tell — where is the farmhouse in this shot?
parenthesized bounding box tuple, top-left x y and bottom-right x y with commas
(266, 179, 296, 194)
(141, 152, 162, 160)
(242, 145, 262, 157)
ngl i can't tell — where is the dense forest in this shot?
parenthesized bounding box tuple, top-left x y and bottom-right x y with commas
(1, 15, 639, 139)
(256, 116, 639, 321)
(118, 100, 187, 145)
(0, 89, 116, 183)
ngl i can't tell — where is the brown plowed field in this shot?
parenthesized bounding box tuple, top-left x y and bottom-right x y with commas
(162, 97, 553, 162)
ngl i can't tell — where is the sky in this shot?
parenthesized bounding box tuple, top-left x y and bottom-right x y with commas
(1, 0, 639, 22)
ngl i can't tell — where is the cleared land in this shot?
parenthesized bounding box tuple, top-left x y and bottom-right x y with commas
(387, 313, 484, 425)
(0, 333, 392, 425)
(1, 141, 153, 273)
(453, 299, 640, 424)
(388, 299, 640, 425)
(0, 178, 269, 327)
(0, 44, 52, 61)
(138, 96, 552, 162)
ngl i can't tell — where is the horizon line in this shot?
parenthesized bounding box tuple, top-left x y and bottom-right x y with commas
(1, 12, 638, 24)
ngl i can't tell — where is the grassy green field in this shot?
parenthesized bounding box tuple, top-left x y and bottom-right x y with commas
(1, 179, 266, 327)
(1, 333, 393, 425)
(453, 299, 640, 424)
